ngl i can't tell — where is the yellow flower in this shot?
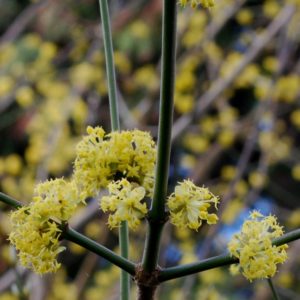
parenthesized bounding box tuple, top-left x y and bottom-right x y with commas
(167, 180, 219, 231)
(228, 211, 288, 281)
(100, 179, 147, 230)
(179, 0, 214, 9)
(9, 179, 79, 274)
(74, 126, 156, 200)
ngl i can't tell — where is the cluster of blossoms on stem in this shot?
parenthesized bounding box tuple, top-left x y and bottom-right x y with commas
(100, 178, 147, 230)
(179, 0, 214, 9)
(167, 179, 219, 231)
(74, 126, 156, 200)
(228, 210, 288, 281)
(9, 179, 79, 274)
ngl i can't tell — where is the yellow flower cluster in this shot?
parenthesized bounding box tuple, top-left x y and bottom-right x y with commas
(100, 179, 147, 230)
(9, 179, 79, 274)
(167, 180, 219, 231)
(74, 126, 156, 200)
(179, 0, 215, 9)
(228, 211, 288, 281)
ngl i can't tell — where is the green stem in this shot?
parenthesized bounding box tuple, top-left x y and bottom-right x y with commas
(0, 192, 22, 209)
(158, 228, 300, 282)
(142, 0, 177, 273)
(267, 278, 281, 300)
(65, 227, 135, 276)
(0, 192, 136, 276)
(119, 221, 130, 300)
(98, 1, 129, 298)
(98, 0, 120, 131)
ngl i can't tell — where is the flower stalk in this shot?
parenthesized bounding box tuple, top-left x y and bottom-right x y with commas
(98, 0, 130, 298)
(142, 0, 177, 275)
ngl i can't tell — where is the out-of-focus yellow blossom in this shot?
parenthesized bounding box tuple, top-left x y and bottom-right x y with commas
(287, 208, 300, 227)
(9, 179, 79, 274)
(273, 74, 300, 103)
(133, 65, 159, 92)
(69, 242, 86, 255)
(290, 109, 300, 129)
(235, 64, 260, 88)
(47, 270, 78, 300)
(71, 98, 88, 130)
(0, 292, 18, 300)
(228, 211, 288, 281)
(37, 80, 69, 99)
(180, 241, 197, 264)
(167, 179, 219, 231)
(203, 42, 223, 64)
(0, 76, 14, 97)
(175, 228, 192, 243)
(1, 245, 14, 266)
(263, 56, 279, 73)
(199, 116, 218, 137)
(234, 180, 248, 197)
(248, 171, 268, 189)
(221, 198, 244, 225)
(85, 266, 119, 300)
(74, 127, 156, 200)
(183, 133, 210, 153)
(217, 130, 235, 148)
(39, 42, 57, 60)
(100, 179, 147, 230)
(254, 76, 272, 100)
(259, 132, 292, 163)
(182, 11, 206, 48)
(180, 154, 196, 171)
(196, 287, 227, 300)
(218, 107, 239, 128)
(276, 271, 293, 288)
(15, 86, 35, 107)
(0, 44, 16, 67)
(263, 0, 280, 18)
(114, 51, 131, 75)
(1, 177, 20, 199)
(236, 9, 253, 25)
(4, 155, 22, 176)
(220, 52, 242, 79)
(174, 93, 194, 114)
(70, 63, 104, 90)
(129, 20, 150, 39)
(221, 165, 236, 181)
(0, 158, 5, 175)
(84, 220, 103, 239)
(179, 0, 214, 9)
(175, 71, 196, 93)
(199, 268, 225, 285)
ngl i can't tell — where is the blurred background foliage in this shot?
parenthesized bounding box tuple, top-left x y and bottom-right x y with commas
(1, 0, 300, 299)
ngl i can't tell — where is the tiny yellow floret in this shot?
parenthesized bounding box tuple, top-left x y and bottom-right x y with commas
(74, 127, 156, 200)
(167, 179, 219, 231)
(179, 0, 214, 9)
(228, 210, 288, 281)
(100, 179, 147, 230)
(9, 179, 79, 274)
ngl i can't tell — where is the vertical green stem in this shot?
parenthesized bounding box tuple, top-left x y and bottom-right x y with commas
(98, 1, 129, 299)
(119, 220, 130, 299)
(267, 279, 281, 300)
(98, 0, 120, 132)
(142, 0, 177, 273)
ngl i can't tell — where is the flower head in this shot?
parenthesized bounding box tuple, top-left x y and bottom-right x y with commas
(228, 210, 288, 281)
(100, 178, 147, 230)
(167, 179, 219, 231)
(9, 179, 79, 274)
(74, 126, 156, 200)
(179, 0, 214, 9)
